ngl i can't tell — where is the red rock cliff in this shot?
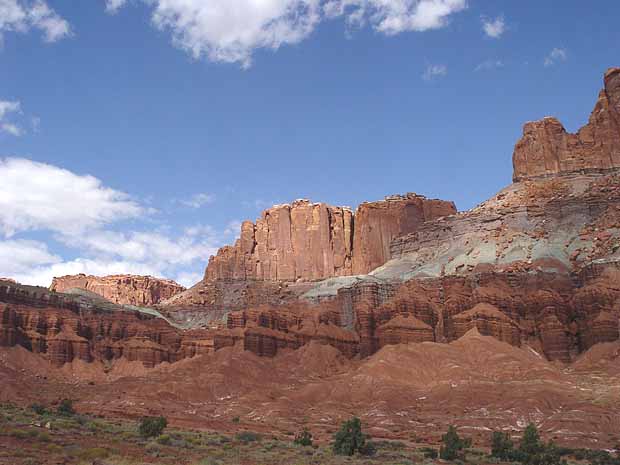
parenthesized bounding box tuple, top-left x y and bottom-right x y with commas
(205, 200, 354, 281)
(513, 67, 620, 181)
(50, 274, 185, 306)
(205, 195, 455, 282)
(352, 193, 456, 274)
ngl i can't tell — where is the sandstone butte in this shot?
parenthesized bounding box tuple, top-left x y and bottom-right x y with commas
(2, 68, 620, 447)
(49, 274, 185, 306)
(513, 67, 620, 181)
(204, 194, 457, 282)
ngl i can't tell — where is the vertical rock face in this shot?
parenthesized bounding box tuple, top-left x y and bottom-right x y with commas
(513, 67, 620, 181)
(49, 274, 185, 306)
(352, 194, 456, 274)
(205, 194, 455, 282)
(206, 200, 354, 281)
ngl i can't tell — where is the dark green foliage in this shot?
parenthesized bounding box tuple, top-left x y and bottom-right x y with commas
(520, 423, 544, 460)
(235, 431, 262, 443)
(332, 417, 374, 456)
(231, 416, 240, 424)
(293, 428, 313, 447)
(489, 424, 570, 465)
(57, 399, 74, 416)
(419, 447, 438, 459)
(439, 425, 469, 461)
(572, 449, 620, 465)
(30, 404, 47, 415)
(491, 431, 514, 461)
(138, 416, 167, 438)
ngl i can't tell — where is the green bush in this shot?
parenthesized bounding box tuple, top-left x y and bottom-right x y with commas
(156, 434, 172, 445)
(293, 428, 313, 447)
(520, 423, 544, 460)
(439, 425, 470, 461)
(235, 431, 262, 443)
(231, 416, 240, 423)
(332, 417, 374, 456)
(491, 431, 514, 461)
(30, 404, 47, 415)
(57, 399, 74, 416)
(138, 416, 167, 438)
(419, 447, 438, 459)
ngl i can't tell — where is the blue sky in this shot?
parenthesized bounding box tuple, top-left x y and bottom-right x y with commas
(0, 0, 618, 287)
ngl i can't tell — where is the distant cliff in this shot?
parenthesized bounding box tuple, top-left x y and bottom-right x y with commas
(204, 195, 456, 282)
(50, 274, 185, 306)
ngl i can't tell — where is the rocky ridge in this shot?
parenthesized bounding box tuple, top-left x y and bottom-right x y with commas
(204, 195, 456, 282)
(50, 274, 185, 306)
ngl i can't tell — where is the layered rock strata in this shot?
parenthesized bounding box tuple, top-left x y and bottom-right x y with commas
(50, 274, 185, 306)
(204, 195, 456, 283)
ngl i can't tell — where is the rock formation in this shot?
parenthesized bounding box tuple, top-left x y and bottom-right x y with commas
(513, 67, 620, 181)
(50, 274, 185, 306)
(351, 194, 457, 274)
(204, 195, 455, 283)
(205, 200, 355, 281)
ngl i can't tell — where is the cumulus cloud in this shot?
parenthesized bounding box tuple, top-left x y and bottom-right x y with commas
(482, 15, 504, 38)
(0, 0, 71, 44)
(422, 63, 447, 80)
(0, 158, 145, 237)
(0, 239, 60, 276)
(181, 193, 216, 209)
(0, 100, 23, 136)
(0, 157, 225, 288)
(106, 0, 467, 67)
(544, 47, 567, 67)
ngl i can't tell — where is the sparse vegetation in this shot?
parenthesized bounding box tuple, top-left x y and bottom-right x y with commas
(138, 416, 168, 438)
(293, 427, 313, 447)
(439, 425, 471, 461)
(332, 417, 376, 456)
(57, 398, 74, 416)
(1, 403, 619, 465)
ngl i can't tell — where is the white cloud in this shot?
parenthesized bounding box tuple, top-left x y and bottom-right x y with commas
(0, 158, 145, 237)
(106, 0, 467, 67)
(544, 47, 567, 67)
(0, 100, 23, 136)
(60, 229, 219, 268)
(422, 63, 447, 80)
(1, 122, 22, 136)
(474, 59, 503, 72)
(0, 157, 226, 288)
(105, 0, 127, 14)
(0, 0, 71, 44)
(9, 257, 162, 288)
(224, 220, 242, 237)
(0, 239, 60, 276)
(181, 193, 216, 209)
(174, 271, 203, 288)
(481, 15, 504, 38)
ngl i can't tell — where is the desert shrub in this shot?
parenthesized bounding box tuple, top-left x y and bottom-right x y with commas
(75, 447, 110, 461)
(156, 434, 172, 445)
(332, 417, 374, 456)
(439, 426, 470, 461)
(294, 428, 313, 447)
(419, 447, 439, 459)
(236, 431, 262, 443)
(138, 416, 167, 438)
(30, 404, 47, 415)
(57, 399, 74, 416)
(231, 416, 240, 423)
